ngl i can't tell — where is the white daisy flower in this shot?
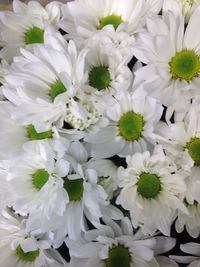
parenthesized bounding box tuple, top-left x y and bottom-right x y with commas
(83, 43, 132, 99)
(66, 216, 157, 267)
(60, 0, 162, 42)
(7, 142, 70, 220)
(0, 208, 67, 267)
(2, 34, 88, 132)
(85, 90, 163, 158)
(163, 0, 200, 23)
(0, 0, 61, 63)
(116, 146, 187, 236)
(66, 216, 177, 267)
(171, 242, 200, 267)
(133, 7, 200, 109)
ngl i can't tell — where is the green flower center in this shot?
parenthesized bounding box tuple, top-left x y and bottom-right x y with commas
(88, 66, 111, 91)
(27, 124, 53, 140)
(186, 137, 200, 165)
(50, 80, 67, 101)
(137, 172, 161, 199)
(169, 49, 200, 81)
(104, 245, 131, 267)
(64, 178, 84, 201)
(32, 169, 49, 190)
(97, 14, 123, 30)
(16, 245, 40, 262)
(24, 27, 44, 45)
(118, 111, 145, 141)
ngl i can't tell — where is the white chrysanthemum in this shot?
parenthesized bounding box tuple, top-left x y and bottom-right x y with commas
(66, 216, 157, 267)
(2, 33, 88, 132)
(85, 90, 163, 158)
(7, 142, 70, 220)
(0, 208, 66, 267)
(66, 216, 177, 267)
(172, 242, 200, 267)
(0, 0, 61, 63)
(83, 43, 132, 99)
(60, 0, 162, 42)
(175, 202, 200, 238)
(133, 7, 200, 109)
(116, 146, 187, 236)
(163, 0, 200, 22)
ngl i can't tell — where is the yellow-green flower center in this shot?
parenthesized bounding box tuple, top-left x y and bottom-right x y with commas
(50, 80, 67, 101)
(118, 111, 145, 141)
(88, 66, 111, 90)
(137, 172, 161, 199)
(27, 124, 53, 140)
(104, 245, 131, 267)
(32, 169, 49, 190)
(169, 49, 200, 81)
(186, 137, 200, 165)
(24, 27, 44, 45)
(16, 245, 40, 262)
(97, 14, 123, 30)
(63, 178, 84, 201)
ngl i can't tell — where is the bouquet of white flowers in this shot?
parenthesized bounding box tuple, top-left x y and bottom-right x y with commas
(0, 0, 200, 266)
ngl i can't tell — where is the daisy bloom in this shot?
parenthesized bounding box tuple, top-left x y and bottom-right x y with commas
(116, 146, 187, 235)
(7, 141, 70, 222)
(83, 42, 132, 100)
(2, 33, 88, 132)
(85, 90, 163, 158)
(0, 208, 66, 267)
(133, 7, 200, 109)
(60, 0, 162, 43)
(66, 216, 167, 267)
(0, 0, 61, 63)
